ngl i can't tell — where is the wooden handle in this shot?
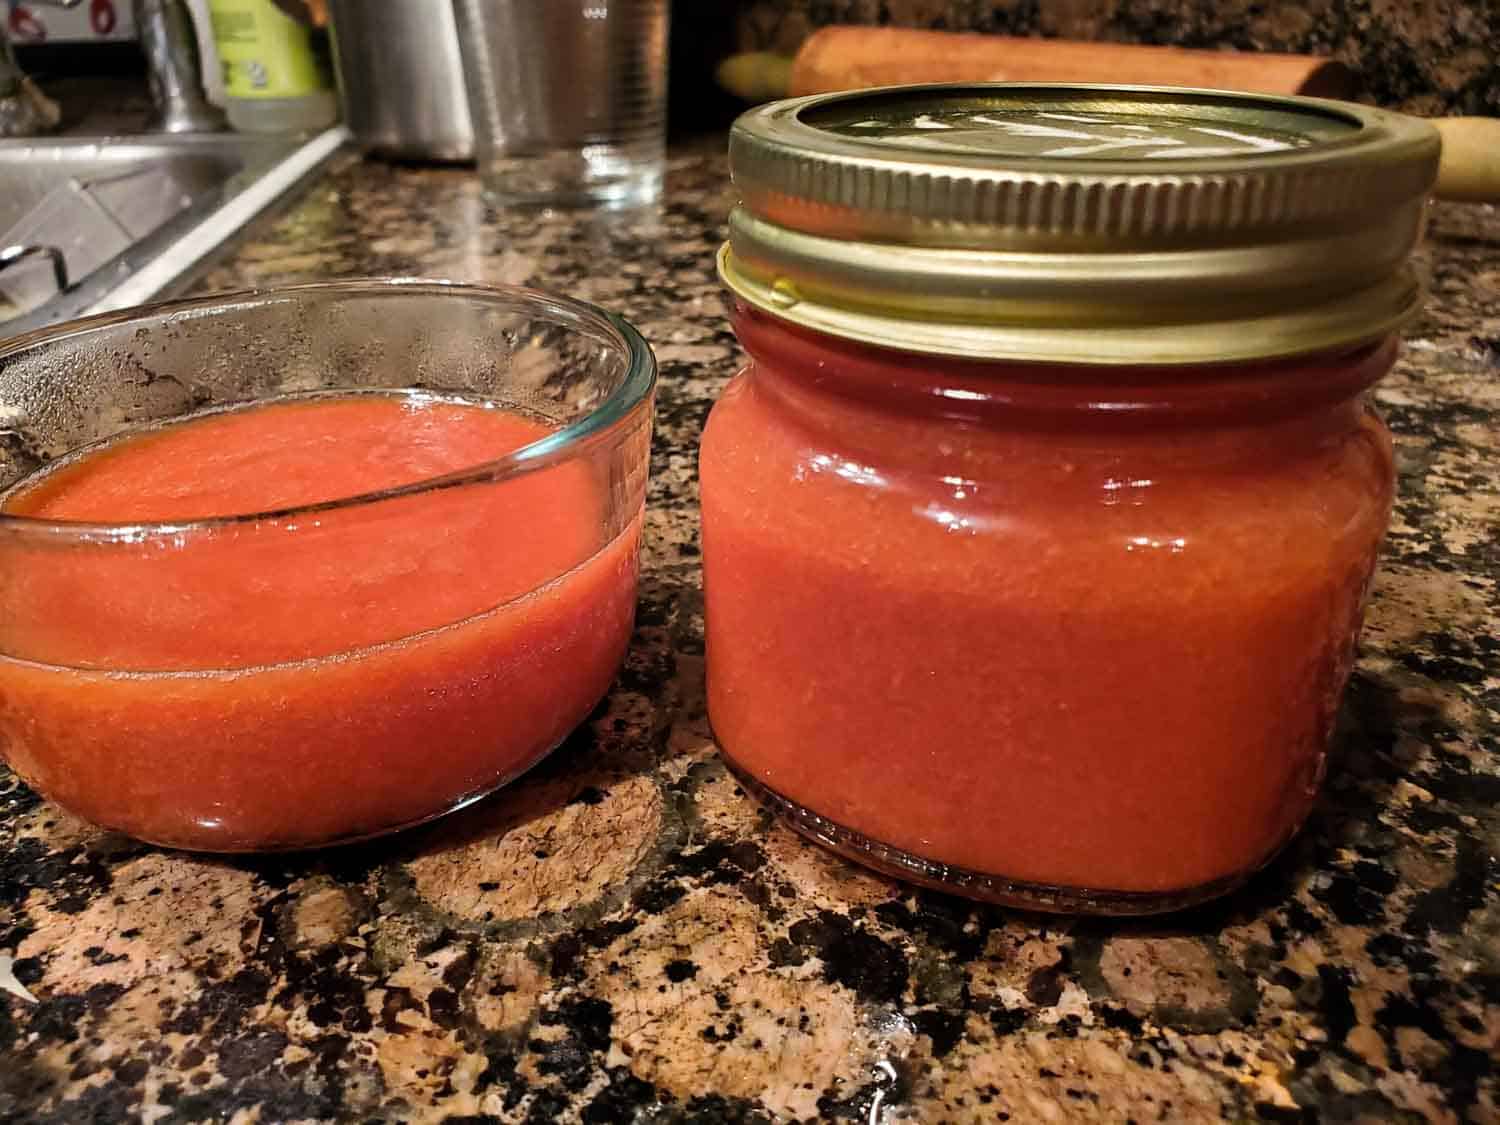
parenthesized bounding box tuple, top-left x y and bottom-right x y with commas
(789, 27, 1356, 99)
(1432, 118, 1500, 203)
(717, 52, 795, 103)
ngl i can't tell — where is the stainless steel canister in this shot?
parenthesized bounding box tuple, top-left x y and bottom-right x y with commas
(327, 0, 473, 161)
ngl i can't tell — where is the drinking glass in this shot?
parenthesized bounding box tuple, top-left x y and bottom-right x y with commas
(452, 0, 669, 207)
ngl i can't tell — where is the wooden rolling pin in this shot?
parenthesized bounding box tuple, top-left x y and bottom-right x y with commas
(790, 27, 1356, 99)
(718, 27, 1500, 202)
(1429, 117, 1500, 202)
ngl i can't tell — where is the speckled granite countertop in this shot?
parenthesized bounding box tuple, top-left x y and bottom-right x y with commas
(733, 0, 1500, 116)
(1, 148, 1497, 1123)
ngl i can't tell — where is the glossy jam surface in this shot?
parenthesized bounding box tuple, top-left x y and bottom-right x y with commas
(701, 308, 1396, 908)
(0, 395, 639, 850)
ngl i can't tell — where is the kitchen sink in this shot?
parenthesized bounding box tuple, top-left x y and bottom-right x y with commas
(0, 126, 347, 339)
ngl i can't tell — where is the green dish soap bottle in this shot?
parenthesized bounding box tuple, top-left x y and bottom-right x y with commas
(207, 0, 338, 133)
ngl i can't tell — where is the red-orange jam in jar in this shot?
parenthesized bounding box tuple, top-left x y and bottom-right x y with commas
(701, 84, 1440, 913)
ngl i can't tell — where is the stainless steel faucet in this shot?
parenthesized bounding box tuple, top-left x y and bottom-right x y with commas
(0, 0, 224, 136)
(134, 0, 226, 132)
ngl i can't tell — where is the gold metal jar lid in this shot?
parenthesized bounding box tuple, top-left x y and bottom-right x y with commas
(719, 84, 1441, 364)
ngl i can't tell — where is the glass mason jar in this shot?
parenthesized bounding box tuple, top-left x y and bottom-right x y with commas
(701, 85, 1440, 914)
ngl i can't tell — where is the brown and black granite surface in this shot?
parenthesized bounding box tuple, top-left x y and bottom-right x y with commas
(1, 149, 1498, 1123)
(733, 0, 1500, 116)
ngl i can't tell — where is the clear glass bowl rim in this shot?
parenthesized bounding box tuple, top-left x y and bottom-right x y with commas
(0, 278, 658, 544)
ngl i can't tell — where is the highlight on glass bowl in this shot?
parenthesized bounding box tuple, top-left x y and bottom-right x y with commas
(0, 279, 656, 852)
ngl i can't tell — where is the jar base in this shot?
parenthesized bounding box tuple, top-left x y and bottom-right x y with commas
(722, 759, 1251, 916)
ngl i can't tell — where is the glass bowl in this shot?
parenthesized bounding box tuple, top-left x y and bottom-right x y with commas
(0, 279, 656, 852)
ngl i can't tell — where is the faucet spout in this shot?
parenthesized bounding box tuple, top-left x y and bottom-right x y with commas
(0, 0, 225, 137)
(136, 0, 226, 132)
